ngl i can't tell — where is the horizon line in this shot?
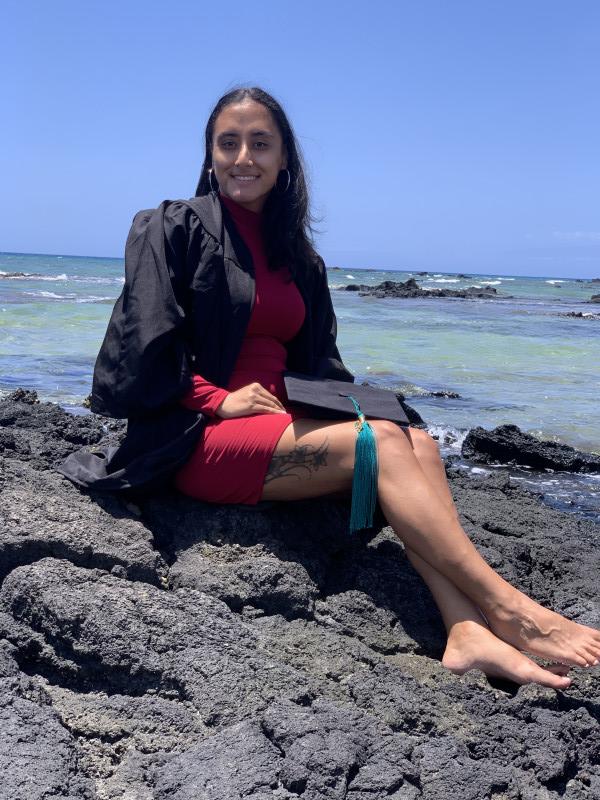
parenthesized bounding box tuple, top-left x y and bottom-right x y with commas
(1, 250, 598, 283)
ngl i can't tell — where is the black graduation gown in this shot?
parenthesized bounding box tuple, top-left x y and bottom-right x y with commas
(55, 190, 355, 493)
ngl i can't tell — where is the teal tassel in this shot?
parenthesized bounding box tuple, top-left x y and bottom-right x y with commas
(347, 395, 379, 534)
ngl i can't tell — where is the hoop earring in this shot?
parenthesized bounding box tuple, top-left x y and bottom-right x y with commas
(277, 168, 291, 193)
(208, 168, 218, 192)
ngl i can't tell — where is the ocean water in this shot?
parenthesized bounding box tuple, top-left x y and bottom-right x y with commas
(2, 251, 599, 519)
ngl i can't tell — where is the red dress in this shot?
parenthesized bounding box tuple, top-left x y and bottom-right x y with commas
(172, 192, 312, 504)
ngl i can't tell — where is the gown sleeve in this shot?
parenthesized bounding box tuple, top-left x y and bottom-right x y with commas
(311, 256, 355, 383)
(90, 200, 202, 419)
(179, 373, 230, 416)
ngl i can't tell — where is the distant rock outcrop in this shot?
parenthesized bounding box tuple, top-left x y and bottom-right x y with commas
(558, 311, 600, 320)
(462, 423, 600, 473)
(343, 278, 510, 300)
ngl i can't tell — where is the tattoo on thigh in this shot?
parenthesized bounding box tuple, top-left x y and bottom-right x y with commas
(264, 438, 329, 484)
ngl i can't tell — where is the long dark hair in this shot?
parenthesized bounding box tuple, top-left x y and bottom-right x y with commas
(195, 86, 321, 283)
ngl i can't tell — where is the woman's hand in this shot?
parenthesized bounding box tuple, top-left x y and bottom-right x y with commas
(215, 382, 288, 419)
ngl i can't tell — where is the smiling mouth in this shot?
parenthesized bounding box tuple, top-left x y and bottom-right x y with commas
(232, 175, 259, 181)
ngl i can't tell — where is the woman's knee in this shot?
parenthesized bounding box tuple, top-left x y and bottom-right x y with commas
(370, 420, 414, 453)
(405, 427, 442, 463)
(370, 421, 443, 473)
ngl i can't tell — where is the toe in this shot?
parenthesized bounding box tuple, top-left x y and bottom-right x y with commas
(587, 637, 600, 654)
(579, 647, 599, 667)
(570, 651, 590, 668)
(588, 642, 600, 660)
(585, 650, 600, 665)
(527, 663, 572, 690)
(546, 663, 571, 676)
(576, 647, 595, 667)
(547, 673, 572, 690)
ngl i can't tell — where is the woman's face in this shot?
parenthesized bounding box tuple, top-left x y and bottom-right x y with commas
(211, 99, 288, 213)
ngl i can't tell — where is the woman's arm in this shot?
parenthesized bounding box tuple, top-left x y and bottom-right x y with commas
(179, 373, 230, 416)
(91, 201, 202, 418)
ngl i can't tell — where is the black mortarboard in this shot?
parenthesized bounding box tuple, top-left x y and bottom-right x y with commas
(283, 371, 410, 426)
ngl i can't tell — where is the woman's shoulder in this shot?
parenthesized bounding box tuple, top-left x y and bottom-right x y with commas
(306, 253, 328, 288)
(128, 194, 219, 237)
(164, 194, 223, 244)
(126, 199, 192, 238)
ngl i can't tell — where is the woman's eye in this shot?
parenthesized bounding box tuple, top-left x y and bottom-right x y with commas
(220, 140, 268, 150)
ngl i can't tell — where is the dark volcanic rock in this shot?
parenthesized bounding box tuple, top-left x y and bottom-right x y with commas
(0, 657, 96, 799)
(429, 389, 461, 398)
(558, 312, 600, 320)
(0, 389, 125, 471)
(591, 294, 600, 303)
(342, 277, 511, 300)
(462, 423, 600, 473)
(1, 391, 600, 797)
(344, 283, 370, 291)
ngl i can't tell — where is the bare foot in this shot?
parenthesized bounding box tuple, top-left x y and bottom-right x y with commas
(442, 619, 572, 689)
(485, 591, 600, 668)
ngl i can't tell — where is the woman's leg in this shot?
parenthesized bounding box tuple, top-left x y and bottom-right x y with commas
(265, 420, 570, 686)
(261, 417, 600, 669)
(399, 429, 571, 686)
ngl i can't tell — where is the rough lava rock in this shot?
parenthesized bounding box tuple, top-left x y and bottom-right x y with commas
(342, 277, 512, 300)
(462, 423, 600, 473)
(558, 312, 600, 320)
(1, 391, 600, 798)
(0, 388, 125, 471)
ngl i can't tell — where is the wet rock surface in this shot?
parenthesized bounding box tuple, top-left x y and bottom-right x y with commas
(341, 277, 511, 300)
(558, 312, 600, 319)
(463, 423, 600, 473)
(1, 392, 600, 798)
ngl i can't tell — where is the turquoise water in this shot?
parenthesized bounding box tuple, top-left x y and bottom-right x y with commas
(328, 270, 600, 454)
(2, 251, 599, 518)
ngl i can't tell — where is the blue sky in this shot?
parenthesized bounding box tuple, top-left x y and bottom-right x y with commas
(2, 0, 599, 278)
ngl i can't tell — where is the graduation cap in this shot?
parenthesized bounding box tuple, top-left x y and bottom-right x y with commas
(283, 371, 410, 425)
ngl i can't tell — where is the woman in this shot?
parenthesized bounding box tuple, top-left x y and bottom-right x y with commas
(61, 86, 600, 688)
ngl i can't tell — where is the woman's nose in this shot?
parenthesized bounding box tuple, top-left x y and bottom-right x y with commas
(235, 142, 253, 165)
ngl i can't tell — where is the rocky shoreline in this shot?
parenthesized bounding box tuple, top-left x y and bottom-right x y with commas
(342, 277, 508, 300)
(338, 276, 600, 304)
(1, 390, 600, 799)
(462, 423, 600, 474)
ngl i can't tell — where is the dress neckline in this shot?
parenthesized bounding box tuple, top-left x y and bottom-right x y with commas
(219, 191, 263, 229)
